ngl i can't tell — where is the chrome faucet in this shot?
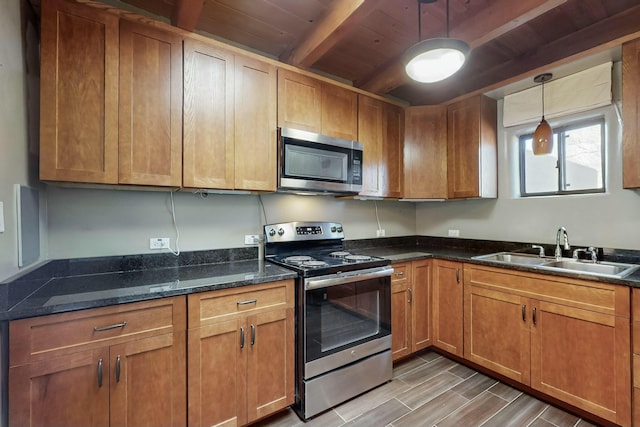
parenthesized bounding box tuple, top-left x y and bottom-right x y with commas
(531, 244, 545, 257)
(555, 227, 570, 260)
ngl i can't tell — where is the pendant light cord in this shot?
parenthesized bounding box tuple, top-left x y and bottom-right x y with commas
(541, 79, 546, 119)
(446, 0, 450, 38)
(417, 1, 422, 42)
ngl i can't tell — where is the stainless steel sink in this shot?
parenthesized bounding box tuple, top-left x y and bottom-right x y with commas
(472, 252, 551, 266)
(538, 259, 640, 278)
(472, 251, 640, 279)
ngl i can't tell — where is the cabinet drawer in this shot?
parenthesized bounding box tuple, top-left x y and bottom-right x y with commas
(10, 296, 186, 366)
(188, 280, 294, 328)
(391, 263, 410, 284)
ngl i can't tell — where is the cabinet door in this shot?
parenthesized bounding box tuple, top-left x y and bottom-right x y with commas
(382, 103, 404, 198)
(411, 259, 432, 352)
(531, 301, 631, 426)
(234, 55, 277, 191)
(447, 97, 480, 199)
(9, 349, 109, 427)
(433, 260, 463, 356)
(277, 69, 321, 133)
(391, 263, 411, 361)
(321, 83, 358, 140)
(188, 319, 247, 427)
(447, 95, 497, 199)
(623, 39, 640, 188)
(119, 20, 183, 186)
(404, 106, 447, 199)
(39, 0, 119, 184)
(246, 308, 294, 424)
(464, 285, 530, 384)
(358, 95, 384, 197)
(183, 39, 235, 189)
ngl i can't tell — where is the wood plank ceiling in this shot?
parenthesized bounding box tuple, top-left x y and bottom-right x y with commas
(116, 0, 640, 105)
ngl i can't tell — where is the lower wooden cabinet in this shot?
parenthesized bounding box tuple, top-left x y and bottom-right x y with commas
(464, 265, 631, 427)
(632, 288, 640, 426)
(432, 260, 463, 356)
(8, 297, 187, 427)
(391, 260, 432, 361)
(187, 280, 295, 427)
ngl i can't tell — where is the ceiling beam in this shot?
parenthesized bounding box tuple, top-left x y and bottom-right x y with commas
(410, 3, 640, 105)
(281, 0, 384, 69)
(357, 0, 567, 94)
(171, 0, 204, 32)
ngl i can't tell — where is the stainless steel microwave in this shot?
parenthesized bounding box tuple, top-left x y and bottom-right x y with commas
(277, 127, 363, 194)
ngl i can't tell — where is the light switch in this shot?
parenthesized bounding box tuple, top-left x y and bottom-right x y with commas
(0, 201, 4, 233)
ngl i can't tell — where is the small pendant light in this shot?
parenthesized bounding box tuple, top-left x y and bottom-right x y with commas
(533, 73, 553, 155)
(403, 0, 470, 83)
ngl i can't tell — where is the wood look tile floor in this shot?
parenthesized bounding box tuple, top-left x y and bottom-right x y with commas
(254, 351, 601, 427)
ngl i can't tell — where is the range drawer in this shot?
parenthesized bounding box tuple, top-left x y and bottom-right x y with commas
(188, 280, 294, 328)
(10, 296, 186, 366)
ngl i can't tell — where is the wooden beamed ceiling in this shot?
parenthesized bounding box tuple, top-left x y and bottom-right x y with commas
(119, 0, 640, 105)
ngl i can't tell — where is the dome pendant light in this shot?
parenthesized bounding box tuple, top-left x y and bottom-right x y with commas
(403, 0, 470, 83)
(533, 73, 553, 155)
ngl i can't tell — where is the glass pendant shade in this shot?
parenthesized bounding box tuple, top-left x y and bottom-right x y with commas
(533, 117, 553, 155)
(532, 72, 553, 155)
(403, 38, 469, 83)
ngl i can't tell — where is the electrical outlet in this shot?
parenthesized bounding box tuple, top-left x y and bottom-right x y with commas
(448, 229, 460, 237)
(244, 234, 260, 245)
(376, 229, 386, 237)
(149, 237, 170, 250)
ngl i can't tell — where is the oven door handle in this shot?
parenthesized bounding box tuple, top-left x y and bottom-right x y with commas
(305, 266, 394, 290)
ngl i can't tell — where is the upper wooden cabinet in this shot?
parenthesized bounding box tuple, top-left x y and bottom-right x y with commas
(358, 95, 404, 198)
(234, 56, 277, 191)
(118, 20, 183, 187)
(277, 69, 358, 140)
(40, 0, 183, 188)
(403, 106, 448, 199)
(623, 38, 640, 188)
(447, 95, 497, 199)
(182, 40, 277, 192)
(182, 39, 235, 190)
(39, 0, 119, 184)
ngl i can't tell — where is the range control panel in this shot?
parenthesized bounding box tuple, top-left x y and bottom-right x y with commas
(264, 222, 344, 243)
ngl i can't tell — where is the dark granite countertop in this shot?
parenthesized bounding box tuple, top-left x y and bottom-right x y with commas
(4, 236, 640, 321)
(351, 237, 640, 288)
(0, 250, 296, 321)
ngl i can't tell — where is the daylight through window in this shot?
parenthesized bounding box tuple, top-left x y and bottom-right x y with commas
(519, 118, 605, 196)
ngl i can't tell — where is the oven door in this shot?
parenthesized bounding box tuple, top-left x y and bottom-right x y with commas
(303, 266, 392, 379)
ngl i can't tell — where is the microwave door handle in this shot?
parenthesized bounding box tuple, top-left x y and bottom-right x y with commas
(305, 267, 394, 290)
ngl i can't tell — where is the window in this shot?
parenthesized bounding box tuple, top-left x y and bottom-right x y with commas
(519, 118, 605, 196)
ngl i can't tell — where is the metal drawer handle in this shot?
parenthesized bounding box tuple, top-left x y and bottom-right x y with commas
(408, 288, 413, 303)
(237, 299, 257, 306)
(251, 324, 256, 346)
(522, 305, 526, 322)
(455, 268, 460, 284)
(395, 271, 404, 276)
(532, 307, 537, 325)
(94, 321, 127, 332)
(97, 358, 103, 388)
(240, 327, 245, 348)
(115, 355, 121, 383)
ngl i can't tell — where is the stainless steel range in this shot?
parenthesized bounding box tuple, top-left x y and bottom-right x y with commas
(264, 221, 393, 420)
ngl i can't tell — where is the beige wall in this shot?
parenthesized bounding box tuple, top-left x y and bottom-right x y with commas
(416, 92, 640, 250)
(0, 0, 47, 282)
(46, 188, 416, 259)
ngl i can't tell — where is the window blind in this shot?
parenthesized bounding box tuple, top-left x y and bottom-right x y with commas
(503, 62, 612, 127)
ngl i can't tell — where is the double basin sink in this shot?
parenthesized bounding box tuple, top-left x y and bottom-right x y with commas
(472, 252, 640, 279)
